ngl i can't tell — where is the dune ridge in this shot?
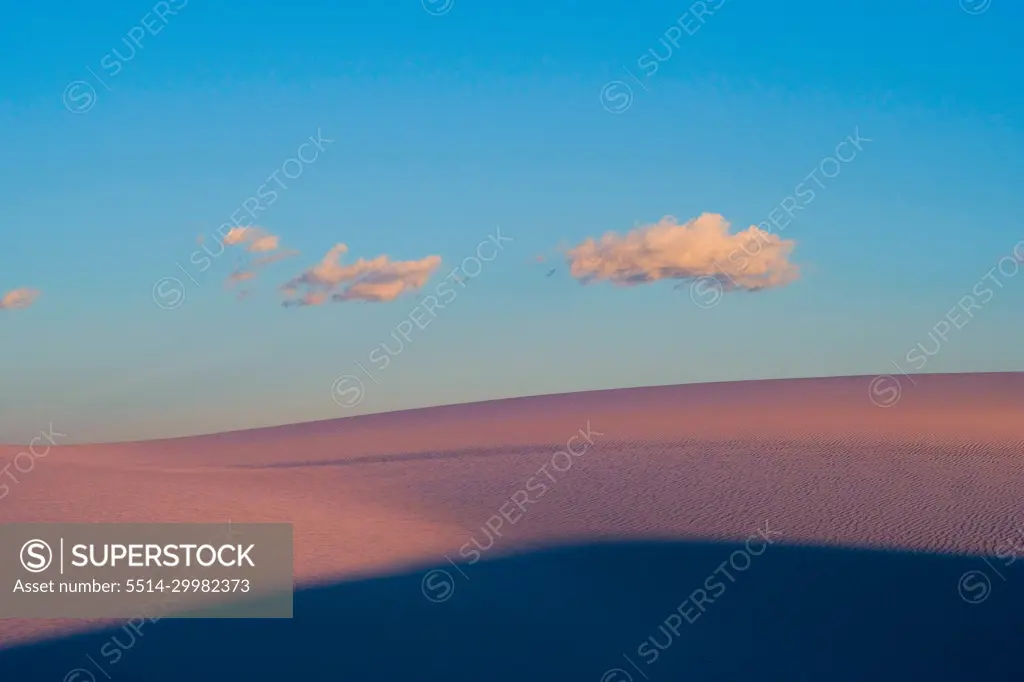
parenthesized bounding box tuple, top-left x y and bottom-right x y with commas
(1, 372, 1021, 652)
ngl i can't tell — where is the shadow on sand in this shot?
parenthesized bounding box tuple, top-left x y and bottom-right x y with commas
(2, 539, 1021, 681)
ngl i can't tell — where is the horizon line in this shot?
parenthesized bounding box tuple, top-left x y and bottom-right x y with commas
(7, 370, 1019, 448)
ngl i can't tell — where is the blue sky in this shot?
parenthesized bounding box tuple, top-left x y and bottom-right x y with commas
(1, 0, 1022, 443)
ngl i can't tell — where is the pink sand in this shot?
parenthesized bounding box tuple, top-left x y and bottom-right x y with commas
(1, 372, 1021, 647)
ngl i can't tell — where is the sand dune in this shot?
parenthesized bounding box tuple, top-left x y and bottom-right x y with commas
(1, 373, 1022, 679)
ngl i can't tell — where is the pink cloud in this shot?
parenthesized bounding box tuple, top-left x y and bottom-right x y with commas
(223, 227, 250, 246)
(565, 213, 799, 291)
(0, 288, 40, 310)
(219, 228, 299, 297)
(222, 227, 280, 253)
(281, 291, 328, 308)
(225, 270, 257, 287)
(281, 243, 443, 306)
(248, 235, 280, 253)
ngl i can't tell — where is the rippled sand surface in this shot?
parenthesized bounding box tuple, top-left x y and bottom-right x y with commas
(1, 373, 1021, 648)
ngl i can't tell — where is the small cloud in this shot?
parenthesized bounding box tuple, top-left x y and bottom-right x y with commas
(0, 288, 40, 310)
(565, 213, 799, 292)
(282, 292, 328, 308)
(226, 270, 257, 287)
(223, 227, 279, 253)
(223, 227, 250, 246)
(220, 229, 298, 297)
(248, 234, 279, 253)
(281, 243, 442, 306)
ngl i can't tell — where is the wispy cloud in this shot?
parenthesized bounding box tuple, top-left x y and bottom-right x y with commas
(0, 288, 40, 310)
(565, 213, 799, 291)
(281, 243, 442, 306)
(217, 227, 299, 298)
(226, 270, 256, 285)
(222, 226, 279, 253)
